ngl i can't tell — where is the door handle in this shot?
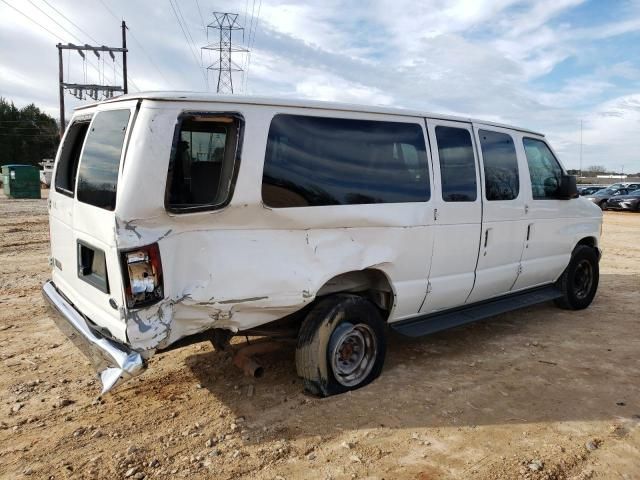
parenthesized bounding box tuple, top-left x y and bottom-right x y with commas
(526, 224, 533, 241)
(484, 228, 490, 248)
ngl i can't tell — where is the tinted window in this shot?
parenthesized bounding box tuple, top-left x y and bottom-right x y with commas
(262, 115, 430, 207)
(166, 115, 242, 212)
(479, 130, 519, 201)
(77, 110, 131, 210)
(54, 120, 91, 194)
(435, 126, 477, 202)
(522, 138, 563, 200)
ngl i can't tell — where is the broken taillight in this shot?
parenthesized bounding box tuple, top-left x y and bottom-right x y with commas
(121, 243, 164, 308)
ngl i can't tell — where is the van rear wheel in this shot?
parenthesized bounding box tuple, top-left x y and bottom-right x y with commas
(555, 245, 599, 310)
(295, 294, 386, 397)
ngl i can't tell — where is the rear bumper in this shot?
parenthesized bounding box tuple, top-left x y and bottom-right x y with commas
(42, 280, 145, 394)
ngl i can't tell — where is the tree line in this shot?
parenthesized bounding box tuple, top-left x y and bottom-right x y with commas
(0, 98, 59, 168)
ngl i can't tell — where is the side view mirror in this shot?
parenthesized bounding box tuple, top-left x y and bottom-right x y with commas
(556, 174, 578, 200)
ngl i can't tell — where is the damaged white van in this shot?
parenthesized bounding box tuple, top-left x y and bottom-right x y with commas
(43, 93, 602, 396)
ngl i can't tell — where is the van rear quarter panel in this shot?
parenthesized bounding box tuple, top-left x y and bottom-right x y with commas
(117, 102, 434, 350)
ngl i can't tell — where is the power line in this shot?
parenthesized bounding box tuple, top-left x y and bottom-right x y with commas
(97, 0, 119, 23)
(95, 0, 148, 90)
(174, 0, 202, 63)
(244, 0, 262, 92)
(168, 0, 207, 88)
(1, 0, 64, 42)
(24, 0, 107, 83)
(40, 0, 99, 43)
(27, 0, 82, 43)
(195, 0, 206, 35)
(126, 33, 170, 87)
(41, 0, 144, 89)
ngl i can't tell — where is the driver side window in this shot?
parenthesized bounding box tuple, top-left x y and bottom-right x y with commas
(523, 138, 563, 200)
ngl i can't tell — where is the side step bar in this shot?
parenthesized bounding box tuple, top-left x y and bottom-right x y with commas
(391, 284, 563, 337)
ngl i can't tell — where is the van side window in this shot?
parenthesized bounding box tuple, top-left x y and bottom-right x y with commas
(522, 138, 563, 200)
(166, 114, 242, 212)
(54, 120, 91, 195)
(262, 114, 430, 207)
(435, 126, 477, 202)
(479, 130, 519, 201)
(77, 110, 131, 211)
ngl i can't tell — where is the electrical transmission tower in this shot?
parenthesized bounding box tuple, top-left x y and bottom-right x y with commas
(57, 21, 128, 136)
(201, 13, 248, 94)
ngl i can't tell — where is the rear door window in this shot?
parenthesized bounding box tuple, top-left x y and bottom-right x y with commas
(54, 119, 91, 195)
(435, 126, 477, 202)
(262, 114, 430, 207)
(479, 129, 519, 201)
(76, 110, 131, 211)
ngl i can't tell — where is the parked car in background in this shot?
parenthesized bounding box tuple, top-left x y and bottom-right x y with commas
(580, 186, 606, 196)
(608, 182, 640, 191)
(584, 186, 629, 209)
(604, 189, 640, 211)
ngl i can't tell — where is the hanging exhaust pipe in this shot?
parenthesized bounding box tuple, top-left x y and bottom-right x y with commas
(232, 341, 284, 378)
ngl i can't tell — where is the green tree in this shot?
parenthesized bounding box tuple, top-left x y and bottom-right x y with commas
(0, 98, 59, 168)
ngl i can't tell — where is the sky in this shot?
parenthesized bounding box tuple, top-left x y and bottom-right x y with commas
(1, 0, 639, 173)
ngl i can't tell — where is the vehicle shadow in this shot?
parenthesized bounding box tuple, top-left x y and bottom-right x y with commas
(184, 273, 640, 444)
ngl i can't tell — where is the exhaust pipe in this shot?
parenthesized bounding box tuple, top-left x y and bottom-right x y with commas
(232, 341, 284, 378)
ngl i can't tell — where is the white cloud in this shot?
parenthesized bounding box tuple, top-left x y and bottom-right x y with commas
(0, 0, 639, 171)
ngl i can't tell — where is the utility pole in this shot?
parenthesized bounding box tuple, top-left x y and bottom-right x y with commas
(58, 46, 65, 138)
(201, 12, 248, 94)
(579, 120, 583, 179)
(122, 20, 128, 94)
(56, 22, 128, 137)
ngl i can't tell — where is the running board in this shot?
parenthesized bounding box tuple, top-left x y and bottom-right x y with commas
(391, 284, 563, 338)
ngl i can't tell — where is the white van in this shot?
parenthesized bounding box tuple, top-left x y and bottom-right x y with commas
(43, 93, 602, 396)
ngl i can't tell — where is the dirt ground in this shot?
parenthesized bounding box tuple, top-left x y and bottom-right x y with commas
(0, 191, 638, 480)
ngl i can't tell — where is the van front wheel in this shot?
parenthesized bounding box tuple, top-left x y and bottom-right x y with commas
(555, 245, 599, 310)
(295, 294, 386, 397)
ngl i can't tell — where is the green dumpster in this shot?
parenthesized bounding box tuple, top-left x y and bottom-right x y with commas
(2, 165, 41, 199)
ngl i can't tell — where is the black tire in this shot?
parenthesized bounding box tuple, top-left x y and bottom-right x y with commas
(555, 245, 599, 310)
(598, 201, 607, 210)
(295, 294, 386, 397)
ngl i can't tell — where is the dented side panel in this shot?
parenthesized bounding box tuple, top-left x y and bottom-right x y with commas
(124, 225, 435, 350)
(112, 101, 437, 352)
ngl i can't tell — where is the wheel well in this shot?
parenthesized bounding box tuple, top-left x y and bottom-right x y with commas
(575, 236, 600, 258)
(575, 236, 597, 249)
(315, 269, 394, 319)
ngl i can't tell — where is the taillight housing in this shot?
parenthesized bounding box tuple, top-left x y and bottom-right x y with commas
(121, 243, 164, 309)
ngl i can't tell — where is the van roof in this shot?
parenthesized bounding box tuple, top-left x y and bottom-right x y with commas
(77, 91, 545, 137)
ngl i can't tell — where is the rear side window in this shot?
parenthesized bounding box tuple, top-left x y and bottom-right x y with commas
(435, 126, 477, 202)
(479, 129, 519, 201)
(166, 114, 242, 212)
(262, 114, 430, 207)
(522, 138, 563, 200)
(76, 110, 131, 211)
(54, 120, 91, 195)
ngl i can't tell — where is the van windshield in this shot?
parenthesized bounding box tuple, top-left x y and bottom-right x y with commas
(76, 109, 131, 211)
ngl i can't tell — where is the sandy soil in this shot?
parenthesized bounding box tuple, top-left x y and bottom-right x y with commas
(0, 192, 638, 480)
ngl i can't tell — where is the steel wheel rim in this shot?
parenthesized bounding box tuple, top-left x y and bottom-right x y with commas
(573, 259, 594, 300)
(329, 323, 377, 387)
